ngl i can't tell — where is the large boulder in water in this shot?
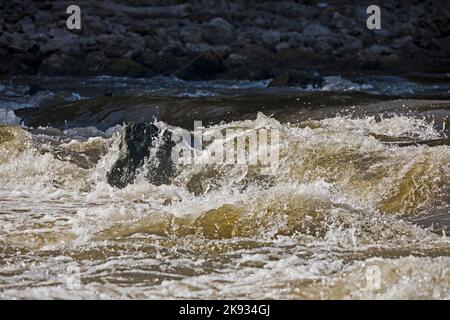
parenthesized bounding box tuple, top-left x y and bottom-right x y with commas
(107, 123, 175, 188)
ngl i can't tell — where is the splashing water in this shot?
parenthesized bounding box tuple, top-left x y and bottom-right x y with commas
(0, 104, 449, 299)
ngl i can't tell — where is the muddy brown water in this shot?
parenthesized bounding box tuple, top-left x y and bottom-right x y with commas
(1, 79, 450, 299)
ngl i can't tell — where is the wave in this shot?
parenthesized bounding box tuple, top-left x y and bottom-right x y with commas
(1, 106, 450, 299)
(0, 113, 448, 249)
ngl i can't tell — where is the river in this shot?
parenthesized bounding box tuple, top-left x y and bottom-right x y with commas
(0, 74, 449, 299)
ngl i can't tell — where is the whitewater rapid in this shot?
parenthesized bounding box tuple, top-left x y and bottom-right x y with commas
(0, 110, 449, 299)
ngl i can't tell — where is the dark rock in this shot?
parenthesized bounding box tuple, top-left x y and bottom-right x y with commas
(143, 35, 164, 52)
(159, 40, 186, 58)
(275, 47, 324, 68)
(180, 25, 204, 44)
(211, 45, 231, 57)
(224, 45, 275, 80)
(331, 12, 355, 30)
(107, 123, 175, 188)
(302, 23, 331, 37)
(79, 37, 99, 52)
(392, 36, 415, 50)
(269, 70, 323, 88)
(34, 10, 53, 26)
(26, 84, 44, 95)
(369, 44, 392, 55)
(154, 54, 188, 74)
(203, 17, 235, 45)
(84, 16, 113, 35)
(179, 50, 224, 80)
(226, 53, 247, 67)
(99, 58, 147, 77)
(39, 53, 82, 75)
(97, 35, 131, 59)
(379, 53, 403, 70)
(285, 31, 304, 48)
(310, 39, 333, 53)
(1, 0, 450, 77)
(185, 43, 213, 56)
(85, 51, 107, 73)
(134, 49, 159, 69)
(345, 36, 363, 50)
(432, 36, 450, 53)
(39, 29, 80, 55)
(0, 32, 32, 51)
(261, 29, 281, 48)
(18, 17, 36, 34)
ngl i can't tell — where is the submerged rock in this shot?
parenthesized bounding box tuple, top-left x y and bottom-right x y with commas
(269, 70, 323, 88)
(107, 123, 175, 188)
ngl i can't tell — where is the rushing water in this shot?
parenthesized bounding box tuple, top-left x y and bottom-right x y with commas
(0, 75, 449, 299)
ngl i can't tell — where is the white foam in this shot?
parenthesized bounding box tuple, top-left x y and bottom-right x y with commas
(0, 108, 21, 125)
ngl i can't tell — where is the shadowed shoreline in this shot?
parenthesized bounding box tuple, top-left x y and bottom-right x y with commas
(1, 0, 449, 81)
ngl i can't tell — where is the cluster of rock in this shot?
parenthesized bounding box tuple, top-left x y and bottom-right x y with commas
(1, 0, 449, 83)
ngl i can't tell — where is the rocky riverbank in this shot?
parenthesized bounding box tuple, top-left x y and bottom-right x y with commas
(1, 0, 449, 83)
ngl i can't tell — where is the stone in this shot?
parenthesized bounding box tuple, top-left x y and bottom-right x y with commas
(144, 35, 164, 52)
(203, 17, 235, 45)
(39, 53, 82, 75)
(97, 35, 132, 58)
(34, 10, 53, 26)
(85, 51, 107, 73)
(84, 16, 112, 35)
(275, 42, 290, 52)
(432, 36, 450, 53)
(311, 39, 333, 53)
(79, 37, 98, 52)
(107, 123, 175, 188)
(369, 44, 392, 55)
(224, 45, 275, 80)
(275, 47, 324, 68)
(392, 36, 414, 49)
(302, 23, 331, 37)
(0, 32, 32, 51)
(345, 36, 363, 50)
(379, 53, 403, 70)
(159, 40, 186, 57)
(226, 53, 247, 67)
(180, 25, 204, 44)
(269, 70, 323, 88)
(18, 17, 36, 34)
(99, 58, 147, 77)
(261, 29, 281, 48)
(332, 12, 355, 30)
(185, 43, 213, 56)
(40, 29, 80, 54)
(0, 0, 449, 77)
(134, 49, 159, 69)
(286, 31, 304, 48)
(178, 50, 224, 80)
(212, 45, 231, 57)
